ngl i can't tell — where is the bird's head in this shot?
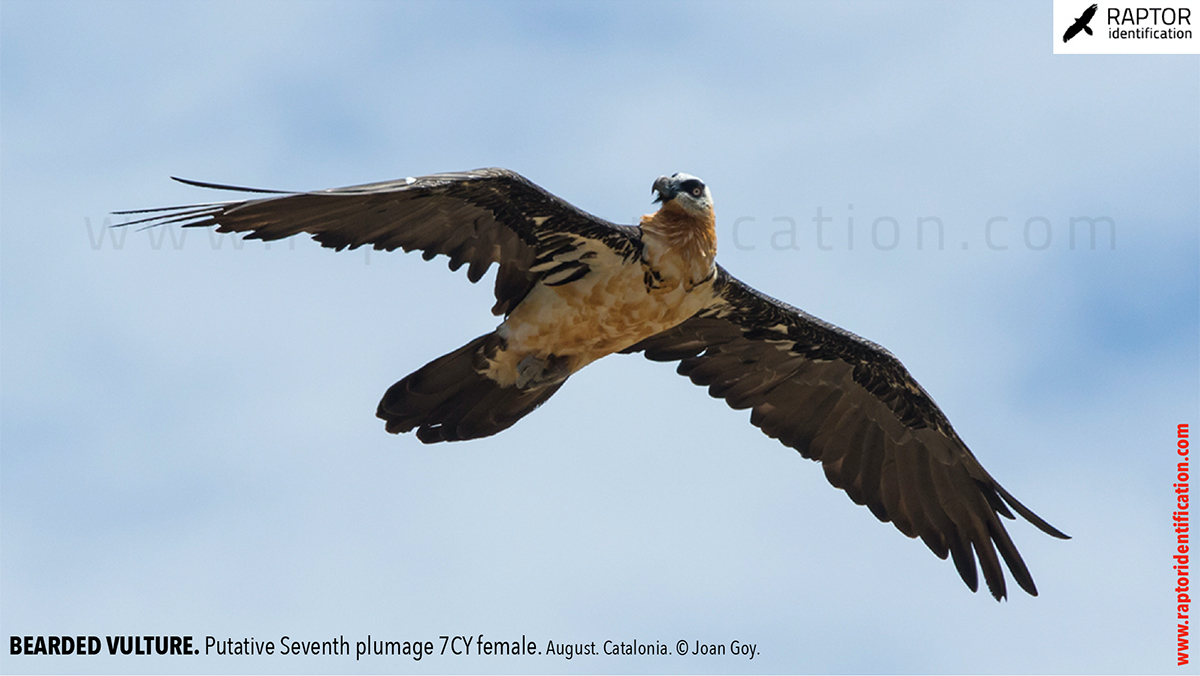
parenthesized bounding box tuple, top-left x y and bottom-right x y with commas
(652, 173, 713, 216)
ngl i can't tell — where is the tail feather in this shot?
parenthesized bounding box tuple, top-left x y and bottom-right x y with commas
(376, 333, 566, 443)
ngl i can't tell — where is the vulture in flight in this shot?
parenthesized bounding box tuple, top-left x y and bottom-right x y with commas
(1063, 3, 1098, 42)
(118, 169, 1067, 600)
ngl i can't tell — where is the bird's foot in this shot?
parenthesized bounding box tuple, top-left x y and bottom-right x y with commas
(515, 353, 570, 389)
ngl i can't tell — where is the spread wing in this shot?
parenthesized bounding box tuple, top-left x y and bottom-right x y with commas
(115, 168, 641, 316)
(1063, 21, 1083, 41)
(1081, 3, 1097, 23)
(625, 267, 1068, 600)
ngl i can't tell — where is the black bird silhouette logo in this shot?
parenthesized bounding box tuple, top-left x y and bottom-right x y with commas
(1063, 3, 1098, 42)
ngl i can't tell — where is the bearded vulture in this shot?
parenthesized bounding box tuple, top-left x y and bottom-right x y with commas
(118, 168, 1067, 600)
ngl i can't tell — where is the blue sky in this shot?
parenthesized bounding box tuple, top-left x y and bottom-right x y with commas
(1, 1, 1197, 673)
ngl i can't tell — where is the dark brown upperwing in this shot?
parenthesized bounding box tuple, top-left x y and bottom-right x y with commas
(116, 169, 640, 316)
(624, 266, 1068, 600)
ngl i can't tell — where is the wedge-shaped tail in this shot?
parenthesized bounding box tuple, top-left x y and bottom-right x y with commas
(377, 333, 566, 443)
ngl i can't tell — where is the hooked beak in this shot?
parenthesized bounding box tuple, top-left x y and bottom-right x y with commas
(652, 175, 676, 204)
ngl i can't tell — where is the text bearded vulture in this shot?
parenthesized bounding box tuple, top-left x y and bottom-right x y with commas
(119, 168, 1068, 600)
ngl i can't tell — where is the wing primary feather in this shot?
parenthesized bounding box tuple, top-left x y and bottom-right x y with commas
(170, 176, 295, 193)
(945, 527, 979, 593)
(988, 517, 1039, 597)
(994, 483, 1071, 539)
(113, 202, 231, 217)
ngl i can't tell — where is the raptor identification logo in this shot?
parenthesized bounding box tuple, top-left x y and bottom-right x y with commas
(1053, 0, 1200, 52)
